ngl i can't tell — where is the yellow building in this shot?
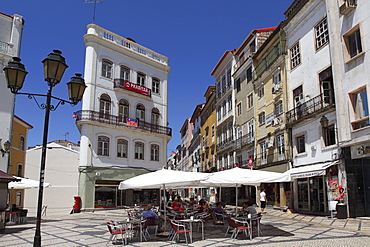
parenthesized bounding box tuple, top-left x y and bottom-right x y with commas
(8, 116, 33, 208)
(200, 85, 217, 172)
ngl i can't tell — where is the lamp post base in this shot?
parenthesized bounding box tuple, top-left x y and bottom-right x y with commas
(34, 235, 41, 247)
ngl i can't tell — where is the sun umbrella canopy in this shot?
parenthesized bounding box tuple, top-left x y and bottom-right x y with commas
(119, 169, 211, 190)
(201, 167, 285, 187)
(8, 176, 51, 189)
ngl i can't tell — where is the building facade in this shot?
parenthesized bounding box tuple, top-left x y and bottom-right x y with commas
(76, 24, 171, 209)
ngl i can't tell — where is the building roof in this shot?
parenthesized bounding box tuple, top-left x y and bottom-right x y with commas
(0, 170, 19, 183)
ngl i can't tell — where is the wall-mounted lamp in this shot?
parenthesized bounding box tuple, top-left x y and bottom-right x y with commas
(1, 140, 11, 157)
(320, 115, 329, 128)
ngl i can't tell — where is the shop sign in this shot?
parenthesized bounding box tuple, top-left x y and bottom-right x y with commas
(351, 142, 370, 159)
(290, 169, 326, 179)
(124, 80, 151, 96)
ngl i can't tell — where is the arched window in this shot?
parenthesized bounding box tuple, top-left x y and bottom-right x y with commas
(118, 99, 129, 123)
(151, 108, 160, 125)
(101, 59, 113, 78)
(19, 136, 25, 151)
(120, 65, 130, 81)
(135, 141, 144, 160)
(17, 163, 23, 177)
(150, 144, 159, 161)
(99, 94, 111, 118)
(137, 72, 146, 86)
(98, 136, 110, 156)
(136, 104, 145, 121)
(16, 191, 22, 207)
(117, 139, 128, 158)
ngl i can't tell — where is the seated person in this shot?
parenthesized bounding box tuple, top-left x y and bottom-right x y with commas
(173, 202, 185, 211)
(171, 199, 178, 208)
(11, 204, 20, 212)
(194, 199, 209, 213)
(241, 202, 248, 213)
(212, 202, 225, 224)
(142, 204, 163, 230)
(244, 200, 258, 218)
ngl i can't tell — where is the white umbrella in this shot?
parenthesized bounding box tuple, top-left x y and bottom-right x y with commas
(119, 169, 211, 190)
(8, 176, 51, 189)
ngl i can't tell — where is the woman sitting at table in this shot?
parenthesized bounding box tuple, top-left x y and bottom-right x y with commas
(195, 199, 209, 213)
(142, 204, 163, 231)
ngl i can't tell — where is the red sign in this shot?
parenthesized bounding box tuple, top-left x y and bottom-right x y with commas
(126, 118, 138, 127)
(124, 81, 151, 96)
(248, 159, 253, 169)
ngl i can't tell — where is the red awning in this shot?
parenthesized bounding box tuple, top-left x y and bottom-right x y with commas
(0, 170, 20, 183)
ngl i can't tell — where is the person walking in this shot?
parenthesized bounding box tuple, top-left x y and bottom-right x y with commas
(260, 189, 267, 213)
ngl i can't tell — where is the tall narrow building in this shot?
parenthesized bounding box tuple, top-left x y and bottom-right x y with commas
(76, 24, 171, 209)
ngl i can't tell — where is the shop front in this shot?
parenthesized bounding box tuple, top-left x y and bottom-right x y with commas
(291, 161, 339, 215)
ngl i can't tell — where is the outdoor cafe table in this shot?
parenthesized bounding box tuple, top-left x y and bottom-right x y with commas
(118, 217, 144, 244)
(178, 217, 204, 243)
(235, 214, 261, 238)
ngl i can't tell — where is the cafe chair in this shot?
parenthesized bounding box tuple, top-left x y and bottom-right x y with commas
(251, 213, 263, 236)
(19, 209, 28, 224)
(145, 217, 159, 236)
(132, 219, 149, 241)
(225, 217, 252, 239)
(106, 222, 127, 245)
(169, 220, 192, 244)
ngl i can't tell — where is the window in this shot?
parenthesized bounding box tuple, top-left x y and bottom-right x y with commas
(117, 139, 128, 158)
(99, 94, 111, 118)
(150, 144, 159, 161)
(258, 86, 264, 99)
(118, 99, 129, 123)
(344, 25, 363, 59)
(247, 93, 253, 109)
(275, 101, 283, 115)
(258, 112, 265, 125)
(98, 136, 109, 156)
(237, 103, 242, 116)
(101, 59, 113, 78)
(227, 69, 232, 88)
(277, 134, 285, 155)
(260, 142, 267, 161)
(247, 119, 254, 137)
(136, 104, 145, 121)
(350, 87, 370, 130)
(221, 75, 226, 92)
(211, 125, 215, 141)
(236, 78, 241, 92)
(135, 141, 144, 160)
(323, 125, 336, 146)
(137, 72, 146, 86)
(246, 66, 253, 82)
(120, 65, 130, 81)
(290, 42, 301, 69)
(228, 95, 232, 112)
(222, 100, 226, 116)
(293, 85, 303, 106)
(315, 17, 329, 50)
(17, 163, 23, 177)
(151, 108, 160, 125)
(273, 71, 281, 84)
(19, 136, 25, 151)
(217, 106, 221, 120)
(152, 77, 160, 94)
(296, 135, 306, 154)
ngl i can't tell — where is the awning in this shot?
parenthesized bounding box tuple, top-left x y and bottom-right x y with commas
(289, 161, 339, 179)
(0, 170, 20, 183)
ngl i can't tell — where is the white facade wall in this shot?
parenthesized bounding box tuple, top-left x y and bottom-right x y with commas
(0, 13, 23, 172)
(24, 143, 79, 216)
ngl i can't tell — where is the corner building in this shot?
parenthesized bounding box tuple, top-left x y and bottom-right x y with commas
(76, 24, 171, 210)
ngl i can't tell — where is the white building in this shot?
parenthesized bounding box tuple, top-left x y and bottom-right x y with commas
(24, 141, 80, 216)
(76, 24, 171, 209)
(0, 12, 24, 173)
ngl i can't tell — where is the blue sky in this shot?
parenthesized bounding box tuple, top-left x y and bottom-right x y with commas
(2, 0, 293, 155)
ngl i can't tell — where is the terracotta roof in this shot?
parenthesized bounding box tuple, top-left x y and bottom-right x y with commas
(0, 170, 20, 183)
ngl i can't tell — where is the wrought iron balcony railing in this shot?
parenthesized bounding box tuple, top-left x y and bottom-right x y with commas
(216, 136, 234, 152)
(234, 132, 254, 150)
(286, 93, 335, 125)
(254, 148, 290, 168)
(75, 110, 172, 136)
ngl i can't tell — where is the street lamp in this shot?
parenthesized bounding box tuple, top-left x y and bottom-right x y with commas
(3, 50, 87, 247)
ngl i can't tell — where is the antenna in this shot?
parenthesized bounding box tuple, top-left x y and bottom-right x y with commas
(84, 0, 103, 24)
(63, 132, 69, 141)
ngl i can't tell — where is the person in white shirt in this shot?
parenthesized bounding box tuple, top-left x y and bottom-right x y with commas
(260, 189, 267, 213)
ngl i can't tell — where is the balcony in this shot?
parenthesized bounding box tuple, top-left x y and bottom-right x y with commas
(255, 149, 290, 168)
(233, 46, 255, 72)
(234, 132, 254, 150)
(75, 110, 172, 136)
(286, 93, 335, 125)
(114, 79, 151, 97)
(216, 84, 232, 101)
(216, 136, 234, 152)
(340, 0, 356, 15)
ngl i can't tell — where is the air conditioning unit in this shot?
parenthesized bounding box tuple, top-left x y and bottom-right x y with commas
(266, 140, 274, 148)
(340, 0, 356, 15)
(271, 84, 280, 94)
(271, 117, 281, 126)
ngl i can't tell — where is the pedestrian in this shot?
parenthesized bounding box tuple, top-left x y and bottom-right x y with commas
(260, 189, 267, 213)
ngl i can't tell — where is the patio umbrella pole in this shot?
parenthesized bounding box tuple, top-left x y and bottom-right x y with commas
(235, 184, 238, 213)
(157, 183, 170, 237)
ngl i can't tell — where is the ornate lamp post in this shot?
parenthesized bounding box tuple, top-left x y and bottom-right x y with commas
(3, 50, 87, 247)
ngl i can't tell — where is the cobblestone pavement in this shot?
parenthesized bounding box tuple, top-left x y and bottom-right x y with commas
(1, 207, 370, 247)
